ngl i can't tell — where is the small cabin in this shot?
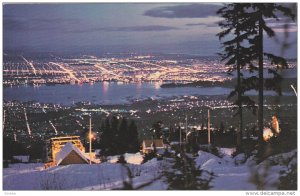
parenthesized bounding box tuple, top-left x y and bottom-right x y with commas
(142, 139, 165, 154)
(49, 136, 85, 163)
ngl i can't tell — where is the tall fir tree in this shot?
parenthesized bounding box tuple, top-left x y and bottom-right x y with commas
(128, 120, 140, 153)
(99, 116, 140, 155)
(100, 117, 111, 155)
(217, 3, 295, 145)
(118, 117, 128, 154)
(152, 120, 163, 139)
(110, 116, 120, 154)
(245, 3, 294, 145)
(166, 149, 214, 190)
(217, 3, 256, 146)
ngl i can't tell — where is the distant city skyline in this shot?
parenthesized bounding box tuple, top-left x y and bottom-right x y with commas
(3, 3, 297, 57)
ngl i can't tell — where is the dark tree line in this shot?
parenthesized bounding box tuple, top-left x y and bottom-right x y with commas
(3, 136, 46, 163)
(99, 116, 140, 155)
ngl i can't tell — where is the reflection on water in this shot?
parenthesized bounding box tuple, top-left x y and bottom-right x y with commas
(103, 81, 109, 96)
(3, 82, 293, 105)
(135, 81, 142, 99)
(154, 81, 162, 89)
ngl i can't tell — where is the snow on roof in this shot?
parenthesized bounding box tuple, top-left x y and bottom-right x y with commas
(143, 139, 164, 148)
(13, 156, 30, 163)
(55, 142, 89, 165)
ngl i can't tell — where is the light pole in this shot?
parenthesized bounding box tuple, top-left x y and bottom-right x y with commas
(179, 123, 182, 148)
(89, 115, 92, 164)
(208, 108, 211, 145)
(185, 114, 188, 143)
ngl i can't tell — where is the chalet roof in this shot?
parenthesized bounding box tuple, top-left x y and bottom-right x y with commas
(143, 139, 164, 148)
(55, 142, 89, 165)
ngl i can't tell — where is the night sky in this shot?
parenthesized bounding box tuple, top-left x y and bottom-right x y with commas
(3, 3, 297, 57)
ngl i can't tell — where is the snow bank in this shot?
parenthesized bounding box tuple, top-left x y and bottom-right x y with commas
(4, 163, 44, 177)
(264, 149, 297, 166)
(195, 150, 224, 169)
(124, 153, 143, 164)
(217, 148, 236, 157)
(234, 153, 247, 165)
(107, 153, 143, 165)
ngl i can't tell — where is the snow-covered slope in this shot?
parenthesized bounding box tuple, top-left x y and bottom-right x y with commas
(3, 158, 167, 190)
(3, 149, 296, 190)
(195, 149, 296, 190)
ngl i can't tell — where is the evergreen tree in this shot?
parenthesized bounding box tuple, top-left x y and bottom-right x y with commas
(278, 154, 297, 190)
(168, 124, 176, 142)
(100, 117, 111, 155)
(100, 120, 105, 135)
(219, 121, 225, 133)
(217, 3, 257, 146)
(166, 150, 214, 190)
(128, 120, 140, 153)
(152, 121, 163, 139)
(217, 3, 295, 145)
(110, 116, 120, 154)
(99, 117, 139, 155)
(118, 117, 128, 154)
(246, 3, 294, 145)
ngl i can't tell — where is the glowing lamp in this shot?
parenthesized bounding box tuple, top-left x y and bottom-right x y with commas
(89, 133, 94, 140)
(263, 128, 274, 142)
(271, 116, 280, 134)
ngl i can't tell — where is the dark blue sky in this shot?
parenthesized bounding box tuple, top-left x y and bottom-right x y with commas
(3, 3, 297, 57)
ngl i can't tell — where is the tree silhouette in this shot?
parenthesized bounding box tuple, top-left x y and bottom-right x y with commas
(128, 120, 140, 153)
(110, 116, 120, 154)
(217, 3, 295, 146)
(152, 120, 163, 139)
(118, 117, 128, 154)
(217, 3, 256, 146)
(99, 117, 139, 155)
(166, 150, 215, 190)
(245, 3, 294, 145)
(100, 117, 111, 155)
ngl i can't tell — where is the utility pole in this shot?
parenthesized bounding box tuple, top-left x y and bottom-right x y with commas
(3, 110, 5, 131)
(185, 115, 188, 143)
(208, 108, 211, 145)
(179, 123, 182, 148)
(89, 115, 92, 165)
(24, 108, 31, 136)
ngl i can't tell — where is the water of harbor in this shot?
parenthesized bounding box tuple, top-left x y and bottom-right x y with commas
(3, 82, 294, 105)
